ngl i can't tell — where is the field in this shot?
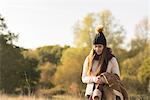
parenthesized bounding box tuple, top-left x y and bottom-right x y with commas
(0, 94, 150, 100)
(0, 94, 84, 100)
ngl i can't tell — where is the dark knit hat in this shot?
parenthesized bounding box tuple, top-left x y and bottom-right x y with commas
(93, 25, 107, 46)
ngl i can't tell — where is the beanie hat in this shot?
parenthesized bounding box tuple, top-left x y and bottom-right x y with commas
(93, 25, 107, 46)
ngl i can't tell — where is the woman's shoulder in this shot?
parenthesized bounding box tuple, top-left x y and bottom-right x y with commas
(85, 55, 90, 60)
(85, 54, 93, 61)
(109, 57, 118, 64)
(84, 55, 90, 63)
(111, 57, 117, 61)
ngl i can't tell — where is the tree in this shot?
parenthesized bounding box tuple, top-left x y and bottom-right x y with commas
(28, 45, 70, 89)
(38, 62, 56, 88)
(53, 47, 90, 88)
(121, 44, 150, 94)
(73, 10, 125, 53)
(73, 13, 95, 47)
(0, 15, 22, 93)
(0, 34, 24, 93)
(20, 55, 40, 95)
(121, 44, 150, 78)
(129, 17, 150, 58)
(0, 15, 40, 94)
(98, 10, 125, 50)
(0, 14, 7, 31)
(137, 53, 150, 93)
(120, 17, 150, 95)
(36, 45, 68, 65)
(0, 14, 18, 44)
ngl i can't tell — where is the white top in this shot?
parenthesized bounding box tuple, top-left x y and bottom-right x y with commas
(82, 56, 120, 96)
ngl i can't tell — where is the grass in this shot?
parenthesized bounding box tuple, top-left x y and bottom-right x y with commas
(52, 95, 83, 100)
(0, 94, 84, 100)
(0, 94, 150, 100)
(0, 94, 47, 100)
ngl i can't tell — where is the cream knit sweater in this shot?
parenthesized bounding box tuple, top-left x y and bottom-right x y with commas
(82, 57, 120, 96)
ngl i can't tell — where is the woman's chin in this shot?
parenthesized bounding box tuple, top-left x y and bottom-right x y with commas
(96, 53, 102, 55)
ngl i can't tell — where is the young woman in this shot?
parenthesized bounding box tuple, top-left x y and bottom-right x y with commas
(82, 25, 120, 100)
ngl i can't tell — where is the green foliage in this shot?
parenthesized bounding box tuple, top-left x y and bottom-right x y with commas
(36, 45, 69, 64)
(0, 14, 7, 30)
(0, 16, 40, 94)
(137, 57, 150, 93)
(138, 57, 150, 84)
(128, 17, 149, 58)
(119, 17, 150, 95)
(34, 45, 70, 89)
(39, 62, 56, 89)
(73, 10, 125, 51)
(0, 23, 24, 93)
(53, 47, 90, 87)
(0, 34, 40, 94)
(122, 77, 147, 95)
(121, 45, 150, 77)
(0, 42, 23, 93)
(121, 45, 150, 95)
(98, 10, 125, 50)
(73, 13, 95, 47)
(20, 56, 40, 95)
(0, 13, 150, 97)
(113, 48, 128, 62)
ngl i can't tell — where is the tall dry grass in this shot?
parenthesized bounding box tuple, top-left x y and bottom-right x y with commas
(0, 94, 84, 100)
(1, 94, 149, 100)
(0, 94, 47, 100)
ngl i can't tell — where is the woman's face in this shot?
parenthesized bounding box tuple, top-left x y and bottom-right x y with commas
(93, 44, 104, 55)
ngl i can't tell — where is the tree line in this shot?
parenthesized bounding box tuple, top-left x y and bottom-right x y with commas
(0, 10, 149, 97)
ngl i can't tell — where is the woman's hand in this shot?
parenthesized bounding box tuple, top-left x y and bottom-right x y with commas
(94, 76, 103, 84)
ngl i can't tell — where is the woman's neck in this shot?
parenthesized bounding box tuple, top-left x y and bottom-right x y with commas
(94, 53, 101, 60)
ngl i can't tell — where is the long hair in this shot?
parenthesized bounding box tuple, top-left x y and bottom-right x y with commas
(86, 47, 114, 76)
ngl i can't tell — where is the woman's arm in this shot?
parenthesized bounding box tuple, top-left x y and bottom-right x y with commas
(82, 56, 97, 83)
(111, 57, 120, 77)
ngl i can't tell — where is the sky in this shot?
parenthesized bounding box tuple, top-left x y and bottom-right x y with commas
(0, 0, 149, 49)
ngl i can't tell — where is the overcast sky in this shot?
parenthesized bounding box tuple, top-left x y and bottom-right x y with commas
(0, 0, 149, 49)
